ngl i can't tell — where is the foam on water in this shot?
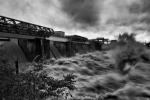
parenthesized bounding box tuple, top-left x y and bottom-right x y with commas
(42, 49, 150, 100)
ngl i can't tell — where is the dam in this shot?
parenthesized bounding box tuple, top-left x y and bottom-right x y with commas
(0, 15, 106, 63)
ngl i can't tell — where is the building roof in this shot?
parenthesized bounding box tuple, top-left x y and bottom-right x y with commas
(66, 35, 88, 42)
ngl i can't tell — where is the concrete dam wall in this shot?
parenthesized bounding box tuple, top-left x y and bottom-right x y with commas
(0, 34, 103, 63)
(0, 15, 104, 64)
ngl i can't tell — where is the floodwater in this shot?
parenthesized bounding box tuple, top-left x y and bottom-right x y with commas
(41, 49, 150, 100)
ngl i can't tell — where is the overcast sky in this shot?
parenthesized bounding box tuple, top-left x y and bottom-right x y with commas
(0, 0, 150, 41)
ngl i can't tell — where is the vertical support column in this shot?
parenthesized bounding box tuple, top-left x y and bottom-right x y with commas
(15, 60, 19, 74)
(40, 39, 45, 60)
(69, 41, 72, 57)
(34, 38, 42, 62)
(66, 41, 72, 57)
(43, 39, 50, 59)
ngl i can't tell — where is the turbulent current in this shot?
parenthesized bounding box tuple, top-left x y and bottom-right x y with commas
(39, 49, 150, 100)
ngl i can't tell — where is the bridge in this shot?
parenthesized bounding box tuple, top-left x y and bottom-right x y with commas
(0, 15, 104, 65)
(0, 15, 54, 39)
(0, 15, 57, 62)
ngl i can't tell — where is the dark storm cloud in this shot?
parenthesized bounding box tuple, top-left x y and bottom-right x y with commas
(140, 17, 150, 24)
(135, 0, 150, 14)
(129, 0, 150, 24)
(0, 0, 150, 41)
(127, 0, 150, 41)
(60, 0, 100, 27)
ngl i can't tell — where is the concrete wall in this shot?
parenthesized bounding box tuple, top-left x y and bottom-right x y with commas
(0, 38, 27, 64)
(18, 38, 49, 62)
(0, 33, 101, 62)
(47, 36, 69, 59)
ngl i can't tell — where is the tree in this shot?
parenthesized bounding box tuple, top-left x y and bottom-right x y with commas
(118, 32, 136, 43)
(0, 62, 76, 100)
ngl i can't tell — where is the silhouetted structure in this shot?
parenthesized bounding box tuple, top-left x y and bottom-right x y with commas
(66, 35, 90, 56)
(0, 15, 54, 37)
(145, 42, 150, 48)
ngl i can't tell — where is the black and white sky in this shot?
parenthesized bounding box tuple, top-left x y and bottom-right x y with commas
(0, 0, 150, 41)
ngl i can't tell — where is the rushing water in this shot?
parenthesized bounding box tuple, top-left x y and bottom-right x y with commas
(41, 49, 150, 100)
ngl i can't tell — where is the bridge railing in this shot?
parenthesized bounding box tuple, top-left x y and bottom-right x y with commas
(0, 15, 54, 38)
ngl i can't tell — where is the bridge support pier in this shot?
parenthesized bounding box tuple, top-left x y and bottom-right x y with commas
(40, 39, 45, 60)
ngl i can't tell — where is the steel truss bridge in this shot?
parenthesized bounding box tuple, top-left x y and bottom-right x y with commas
(0, 15, 54, 38)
